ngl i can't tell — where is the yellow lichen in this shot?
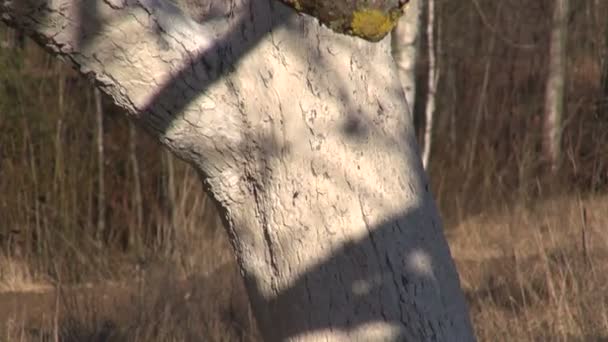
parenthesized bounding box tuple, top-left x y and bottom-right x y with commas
(350, 8, 399, 42)
(291, 0, 302, 11)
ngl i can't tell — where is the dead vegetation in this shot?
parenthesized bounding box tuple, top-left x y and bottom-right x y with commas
(450, 195, 608, 341)
(1, 1, 608, 340)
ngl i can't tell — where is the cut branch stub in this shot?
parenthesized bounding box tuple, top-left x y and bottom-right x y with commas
(280, 0, 408, 42)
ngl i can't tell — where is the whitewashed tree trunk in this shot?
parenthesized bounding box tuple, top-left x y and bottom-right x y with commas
(422, 0, 439, 169)
(391, 0, 421, 118)
(1, 0, 475, 340)
(543, 0, 568, 171)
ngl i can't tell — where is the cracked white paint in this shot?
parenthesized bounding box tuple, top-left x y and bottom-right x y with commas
(2, 0, 475, 340)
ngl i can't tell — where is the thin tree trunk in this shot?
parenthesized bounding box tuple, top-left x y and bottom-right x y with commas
(94, 88, 105, 242)
(543, 0, 569, 172)
(2, 1, 475, 340)
(391, 0, 421, 119)
(161, 150, 176, 254)
(599, 7, 608, 114)
(466, 9, 498, 175)
(421, 0, 439, 169)
(129, 121, 143, 250)
(2, 27, 24, 49)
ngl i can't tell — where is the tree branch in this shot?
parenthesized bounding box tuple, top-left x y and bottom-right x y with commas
(1, 0, 273, 190)
(278, 0, 408, 41)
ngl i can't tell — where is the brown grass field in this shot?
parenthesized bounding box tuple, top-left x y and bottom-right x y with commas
(3, 194, 608, 341)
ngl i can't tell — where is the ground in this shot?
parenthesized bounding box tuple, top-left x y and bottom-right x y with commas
(2, 195, 607, 341)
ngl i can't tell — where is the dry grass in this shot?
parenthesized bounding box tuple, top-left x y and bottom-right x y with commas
(4, 194, 608, 341)
(449, 194, 608, 341)
(1, 262, 258, 342)
(0, 254, 46, 293)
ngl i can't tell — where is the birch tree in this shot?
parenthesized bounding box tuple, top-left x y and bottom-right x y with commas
(1, 0, 475, 340)
(390, 0, 438, 169)
(544, 0, 569, 171)
(391, 0, 421, 117)
(421, 0, 438, 169)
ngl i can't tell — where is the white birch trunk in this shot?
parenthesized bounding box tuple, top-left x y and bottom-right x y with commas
(543, 0, 568, 171)
(422, 0, 438, 169)
(391, 0, 421, 118)
(1, 0, 475, 340)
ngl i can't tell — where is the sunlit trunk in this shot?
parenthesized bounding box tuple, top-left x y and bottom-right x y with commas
(2, 0, 475, 340)
(391, 0, 421, 118)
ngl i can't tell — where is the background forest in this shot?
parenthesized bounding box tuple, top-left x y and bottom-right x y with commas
(1, 0, 608, 340)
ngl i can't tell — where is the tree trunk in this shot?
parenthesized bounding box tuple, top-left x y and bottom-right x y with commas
(543, 0, 568, 172)
(421, 0, 439, 169)
(129, 121, 143, 250)
(1, 0, 475, 340)
(94, 87, 106, 242)
(391, 0, 421, 118)
(276, 0, 406, 41)
(1, 26, 24, 48)
(598, 5, 608, 116)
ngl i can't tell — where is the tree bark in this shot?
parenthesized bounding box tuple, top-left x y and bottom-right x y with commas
(543, 0, 568, 172)
(391, 0, 421, 119)
(277, 0, 407, 41)
(1, 0, 475, 340)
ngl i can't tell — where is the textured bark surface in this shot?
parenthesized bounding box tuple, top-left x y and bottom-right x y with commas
(172, 0, 407, 42)
(544, 0, 568, 171)
(1, 0, 475, 340)
(279, 0, 407, 41)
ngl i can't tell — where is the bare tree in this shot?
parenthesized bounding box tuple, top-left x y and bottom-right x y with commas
(421, 0, 439, 169)
(544, 0, 569, 171)
(598, 2, 608, 115)
(391, 0, 421, 118)
(2, 0, 474, 340)
(94, 88, 105, 242)
(129, 121, 143, 250)
(1, 26, 23, 48)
